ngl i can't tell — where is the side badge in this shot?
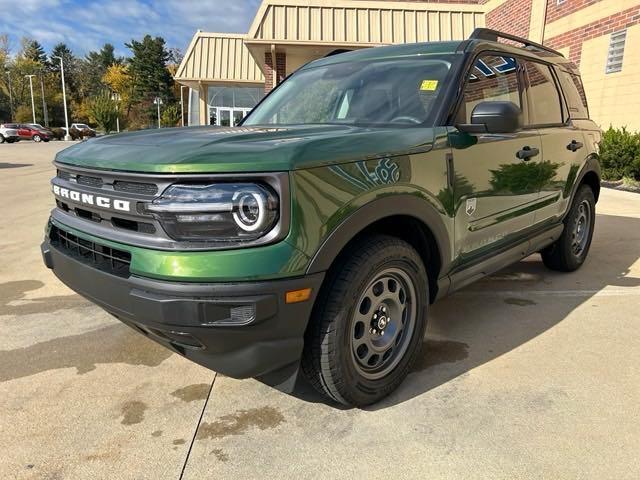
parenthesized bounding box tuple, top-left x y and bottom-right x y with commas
(465, 198, 477, 216)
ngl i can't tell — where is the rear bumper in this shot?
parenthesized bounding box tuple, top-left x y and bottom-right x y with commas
(41, 238, 324, 380)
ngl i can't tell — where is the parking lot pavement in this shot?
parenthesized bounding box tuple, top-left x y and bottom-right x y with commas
(2, 142, 639, 479)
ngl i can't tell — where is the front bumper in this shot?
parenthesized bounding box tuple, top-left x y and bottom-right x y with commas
(41, 237, 324, 381)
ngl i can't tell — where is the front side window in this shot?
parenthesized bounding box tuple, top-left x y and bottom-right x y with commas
(244, 56, 456, 127)
(524, 61, 563, 125)
(456, 55, 521, 124)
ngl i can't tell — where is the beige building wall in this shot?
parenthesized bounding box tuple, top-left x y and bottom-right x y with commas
(579, 23, 640, 131)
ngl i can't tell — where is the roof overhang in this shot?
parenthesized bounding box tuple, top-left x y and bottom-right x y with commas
(244, 0, 485, 71)
(175, 31, 265, 86)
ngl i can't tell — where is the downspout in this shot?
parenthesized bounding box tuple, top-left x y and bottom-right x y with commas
(271, 44, 277, 89)
(540, 0, 548, 45)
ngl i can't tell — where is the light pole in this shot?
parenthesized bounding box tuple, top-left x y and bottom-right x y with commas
(154, 97, 163, 128)
(25, 74, 37, 123)
(52, 55, 71, 141)
(39, 72, 49, 127)
(111, 93, 121, 133)
(180, 85, 188, 127)
(5, 70, 13, 121)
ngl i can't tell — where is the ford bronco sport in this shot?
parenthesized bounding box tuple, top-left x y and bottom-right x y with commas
(42, 29, 601, 407)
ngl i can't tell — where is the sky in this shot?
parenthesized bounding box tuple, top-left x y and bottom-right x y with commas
(0, 0, 262, 58)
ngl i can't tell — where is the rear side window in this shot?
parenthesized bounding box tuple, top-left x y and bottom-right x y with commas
(523, 61, 563, 126)
(456, 55, 521, 124)
(557, 70, 589, 119)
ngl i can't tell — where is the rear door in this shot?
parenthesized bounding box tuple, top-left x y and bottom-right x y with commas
(522, 60, 586, 224)
(17, 124, 30, 139)
(449, 53, 543, 262)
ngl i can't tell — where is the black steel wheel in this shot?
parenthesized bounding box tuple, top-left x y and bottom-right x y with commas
(302, 234, 428, 407)
(542, 184, 596, 272)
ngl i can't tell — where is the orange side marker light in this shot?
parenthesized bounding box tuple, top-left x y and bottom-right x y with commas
(285, 288, 312, 304)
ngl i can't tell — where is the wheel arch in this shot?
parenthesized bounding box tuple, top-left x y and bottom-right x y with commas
(305, 195, 451, 303)
(571, 154, 601, 206)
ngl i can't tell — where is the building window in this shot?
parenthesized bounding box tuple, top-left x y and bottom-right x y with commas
(606, 30, 627, 74)
(556, 0, 565, 5)
(207, 86, 264, 126)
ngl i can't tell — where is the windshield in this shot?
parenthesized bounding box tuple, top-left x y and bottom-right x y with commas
(244, 56, 456, 127)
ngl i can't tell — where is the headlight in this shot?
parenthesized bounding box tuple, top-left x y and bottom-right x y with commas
(145, 183, 279, 242)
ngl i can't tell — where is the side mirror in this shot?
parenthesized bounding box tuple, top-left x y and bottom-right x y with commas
(457, 101, 522, 134)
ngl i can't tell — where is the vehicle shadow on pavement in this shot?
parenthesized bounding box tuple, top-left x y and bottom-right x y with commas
(290, 213, 640, 409)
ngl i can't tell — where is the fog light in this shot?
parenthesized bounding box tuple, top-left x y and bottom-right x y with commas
(230, 305, 256, 325)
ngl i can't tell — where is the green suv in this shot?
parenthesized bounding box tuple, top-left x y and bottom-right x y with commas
(42, 29, 601, 406)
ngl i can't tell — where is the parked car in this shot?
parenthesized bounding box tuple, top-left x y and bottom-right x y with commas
(63, 123, 96, 134)
(15, 124, 51, 142)
(42, 28, 601, 406)
(0, 124, 20, 143)
(26, 123, 54, 136)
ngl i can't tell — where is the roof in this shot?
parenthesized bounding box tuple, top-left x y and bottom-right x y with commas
(175, 32, 264, 84)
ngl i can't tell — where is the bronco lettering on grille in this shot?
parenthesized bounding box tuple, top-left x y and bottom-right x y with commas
(52, 184, 131, 212)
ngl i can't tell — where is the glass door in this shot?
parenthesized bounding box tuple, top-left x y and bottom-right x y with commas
(218, 108, 232, 127)
(208, 106, 252, 126)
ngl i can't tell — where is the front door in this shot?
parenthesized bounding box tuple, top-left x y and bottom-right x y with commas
(450, 54, 543, 263)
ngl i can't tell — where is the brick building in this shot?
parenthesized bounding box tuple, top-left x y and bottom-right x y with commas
(175, 0, 639, 131)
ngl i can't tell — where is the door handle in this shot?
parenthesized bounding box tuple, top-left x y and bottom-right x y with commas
(566, 140, 584, 152)
(516, 146, 539, 160)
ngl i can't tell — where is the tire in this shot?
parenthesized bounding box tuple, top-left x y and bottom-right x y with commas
(33, 134, 42, 142)
(541, 185, 596, 272)
(302, 234, 428, 407)
(0, 135, 4, 144)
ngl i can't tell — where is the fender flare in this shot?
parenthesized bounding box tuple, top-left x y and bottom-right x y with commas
(305, 194, 452, 276)
(564, 154, 601, 220)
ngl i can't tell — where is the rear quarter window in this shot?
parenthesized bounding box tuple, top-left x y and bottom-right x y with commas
(557, 69, 589, 119)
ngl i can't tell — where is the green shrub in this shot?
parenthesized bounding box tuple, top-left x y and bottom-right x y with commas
(599, 126, 640, 181)
(50, 128, 65, 140)
(69, 128, 82, 140)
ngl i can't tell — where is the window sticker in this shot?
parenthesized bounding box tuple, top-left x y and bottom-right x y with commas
(420, 80, 439, 91)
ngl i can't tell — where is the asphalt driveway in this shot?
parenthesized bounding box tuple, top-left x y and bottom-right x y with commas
(1, 141, 639, 479)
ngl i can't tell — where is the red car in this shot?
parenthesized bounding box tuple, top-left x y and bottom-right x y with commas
(8, 123, 51, 142)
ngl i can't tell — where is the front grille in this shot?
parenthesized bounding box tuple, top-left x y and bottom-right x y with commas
(50, 225, 131, 277)
(57, 170, 72, 181)
(56, 169, 157, 195)
(114, 180, 158, 195)
(77, 174, 104, 188)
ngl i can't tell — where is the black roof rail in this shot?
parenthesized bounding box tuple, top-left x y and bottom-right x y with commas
(324, 49, 352, 57)
(469, 28, 564, 57)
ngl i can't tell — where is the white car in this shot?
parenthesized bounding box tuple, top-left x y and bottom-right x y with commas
(0, 124, 20, 143)
(63, 123, 96, 133)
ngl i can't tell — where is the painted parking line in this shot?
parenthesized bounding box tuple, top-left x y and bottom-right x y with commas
(458, 288, 640, 298)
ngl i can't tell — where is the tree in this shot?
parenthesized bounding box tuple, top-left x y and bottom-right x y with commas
(88, 91, 118, 133)
(161, 103, 180, 127)
(126, 35, 174, 103)
(21, 38, 48, 66)
(79, 43, 120, 100)
(102, 64, 133, 123)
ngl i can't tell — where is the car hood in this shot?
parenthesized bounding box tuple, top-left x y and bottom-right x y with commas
(55, 124, 436, 173)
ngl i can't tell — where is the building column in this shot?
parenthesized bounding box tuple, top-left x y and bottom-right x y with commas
(198, 82, 208, 126)
(264, 49, 286, 94)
